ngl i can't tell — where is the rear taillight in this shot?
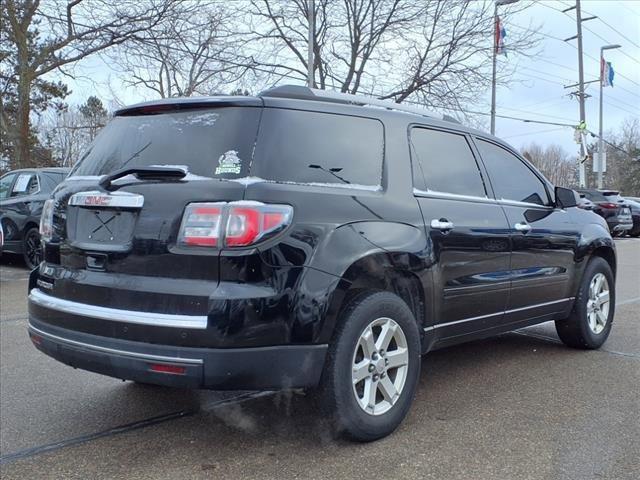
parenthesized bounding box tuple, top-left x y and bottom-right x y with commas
(599, 202, 618, 209)
(178, 202, 292, 248)
(39, 199, 54, 241)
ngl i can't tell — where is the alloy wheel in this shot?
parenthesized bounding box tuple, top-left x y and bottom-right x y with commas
(25, 230, 42, 269)
(351, 317, 409, 416)
(586, 273, 610, 334)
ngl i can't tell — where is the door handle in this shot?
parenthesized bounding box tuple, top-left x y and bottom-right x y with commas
(431, 219, 454, 231)
(514, 222, 532, 233)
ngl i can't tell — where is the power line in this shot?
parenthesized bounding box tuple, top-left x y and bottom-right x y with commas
(502, 126, 568, 139)
(579, 5, 640, 49)
(580, 23, 640, 65)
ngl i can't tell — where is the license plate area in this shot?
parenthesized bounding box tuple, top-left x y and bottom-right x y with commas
(67, 207, 137, 252)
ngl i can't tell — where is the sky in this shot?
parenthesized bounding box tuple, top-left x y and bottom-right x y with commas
(53, 0, 640, 157)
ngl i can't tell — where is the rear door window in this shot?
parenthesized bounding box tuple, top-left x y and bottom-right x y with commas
(410, 127, 486, 197)
(476, 139, 550, 206)
(70, 107, 261, 179)
(11, 173, 39, 197)
(252, 109, 383, 187)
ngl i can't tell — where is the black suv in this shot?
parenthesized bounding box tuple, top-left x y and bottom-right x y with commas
(0, 167, 69, 268)
(28, 87, 616, 441)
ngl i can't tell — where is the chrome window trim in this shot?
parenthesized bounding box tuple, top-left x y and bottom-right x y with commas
(424, 297, 575, 332)
(497, 198, 553, 209)
(69, 191, 145, 208)
(29, 288, 208, 329)
(29, 324, 203, 365)
(413, 188, 496, 205)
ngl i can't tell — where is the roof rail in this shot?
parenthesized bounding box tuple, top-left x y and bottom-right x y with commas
(259, 85, 460, 124)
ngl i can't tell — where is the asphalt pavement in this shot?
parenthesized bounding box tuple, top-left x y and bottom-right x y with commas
(1, 239, 638, 479)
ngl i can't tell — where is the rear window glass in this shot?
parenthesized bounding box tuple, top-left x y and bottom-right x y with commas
(581, 191, 607, 202)
(602, 192, 623, 202)
(251, 109, 383, 187)
(69, 108, 261, 178)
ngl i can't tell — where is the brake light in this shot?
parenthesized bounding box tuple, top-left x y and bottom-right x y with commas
(39, 199, 54, 241)
(177, 203, 223, 246)
(178, 202, 292, 248)
(599, 202, 618, 209)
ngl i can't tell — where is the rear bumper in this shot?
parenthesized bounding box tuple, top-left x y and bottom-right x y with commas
(607, 219, 633, 232)
(28, 318, 327, 390)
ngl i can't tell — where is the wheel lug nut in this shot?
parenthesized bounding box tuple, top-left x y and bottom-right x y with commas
(372, 352, 378, 360)
(373, 374, 379, 381)
(380, 349, 385, 357)
(369, 364, 375, 372)
(381, 372, 386, 378)
(385, 358, 389, 365)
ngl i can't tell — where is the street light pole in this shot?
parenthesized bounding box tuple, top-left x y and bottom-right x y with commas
(490, 0, 518, 135)
(598, 44, 621, 189)
(307, 0, 315, 88)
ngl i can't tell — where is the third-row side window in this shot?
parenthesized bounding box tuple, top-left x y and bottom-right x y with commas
(410, 128, 486, 197)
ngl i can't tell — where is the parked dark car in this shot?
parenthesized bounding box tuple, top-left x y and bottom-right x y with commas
(622, 198, 640, 237)
(576, 189, 633, 236)
(27, 86, 616, 441)
(0, 168, 69, 268)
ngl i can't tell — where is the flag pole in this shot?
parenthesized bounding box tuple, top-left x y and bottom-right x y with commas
(598, 44, 620, 189)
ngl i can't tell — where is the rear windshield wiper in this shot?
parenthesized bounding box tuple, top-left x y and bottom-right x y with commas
(99, 166, 187, 190)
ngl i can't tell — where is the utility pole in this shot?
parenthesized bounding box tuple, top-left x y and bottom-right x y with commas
(598, 44, 621, 189)
(563, 0, 596, 187)
(490, 0, 519, 135)
(307, 0, 315, 88)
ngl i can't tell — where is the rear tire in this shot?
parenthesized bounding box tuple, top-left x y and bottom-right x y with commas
(318, 291, 421, 442)
(23, 227, 42, 270)
(555, 257, 615, 349)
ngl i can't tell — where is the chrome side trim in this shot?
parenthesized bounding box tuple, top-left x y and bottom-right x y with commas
(29, 289, 208, 329)
(497, 199, 552, 209)
(69, 191, 144, 208)
(424, 297, 575, 332)
(29, 324, 203, 365)
(413, 188, 496, 205)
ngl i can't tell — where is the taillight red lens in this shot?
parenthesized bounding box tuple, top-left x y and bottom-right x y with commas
(226, 207, 261, 246)
(178, 202, 292, 248)
(599, 203, 617, 209)
(177, 203, 223, 247)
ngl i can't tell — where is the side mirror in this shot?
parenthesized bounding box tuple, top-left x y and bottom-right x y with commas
(555, 186, 578, 208)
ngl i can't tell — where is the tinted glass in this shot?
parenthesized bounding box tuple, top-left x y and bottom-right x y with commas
(476, 139, 549, 206)
(0, 173, 16, 199)
(70, 108, 261, 178)
(11, 173, 38, 197)
(603, 192, 624, 203)
(41, 172, 66, 192)
(252, 110, 383, 187)
(410, 128, 486, 197)
(580, 190, 607, 202)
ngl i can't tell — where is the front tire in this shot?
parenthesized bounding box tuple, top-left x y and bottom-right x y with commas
(23, 227, 42, 270)
(318, 291, 421, 442)
(555, 257, 615, 349)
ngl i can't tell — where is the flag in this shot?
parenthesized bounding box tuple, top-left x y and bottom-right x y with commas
(601, 57, 614, 87)
(496, 16, 507, 56)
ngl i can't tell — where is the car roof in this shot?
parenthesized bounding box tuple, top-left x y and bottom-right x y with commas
(3, 167, 70, 175)
(114, 85, 508, 148)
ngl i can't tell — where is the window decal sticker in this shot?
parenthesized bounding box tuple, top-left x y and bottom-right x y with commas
(215, 150, 242, 175)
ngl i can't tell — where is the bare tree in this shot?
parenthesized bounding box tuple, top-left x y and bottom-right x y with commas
(1, 0, 174, 169)
(110, 3, 247, 98)
(522, 143, 576, 187)
(243, 0, 540, 113)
